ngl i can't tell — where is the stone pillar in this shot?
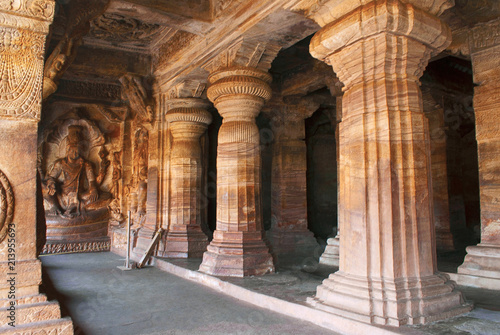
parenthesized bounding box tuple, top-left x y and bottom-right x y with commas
(458, 19, 500, 288)
(199, 67, 274, 277)
(0, 1, 72, 333)
(132, 118, 161, 257)
(422, 88, 454, 252)
(268, 102, 318, 255)
(319, 96, 342, 267)
(163, 98, 212, 257)
(303, 0, 471, 325)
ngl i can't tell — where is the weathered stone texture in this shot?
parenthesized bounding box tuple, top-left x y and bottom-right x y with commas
(307, 0, 471, 326)
(199, 67, 274, 277)
(268, 102, 318, 254)
(458, 39, 500, 285)
(422, 88, 454, 251)
(163, 98, 212, 258)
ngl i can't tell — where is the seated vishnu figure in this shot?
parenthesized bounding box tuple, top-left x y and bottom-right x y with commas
(44, 126, 100, 218)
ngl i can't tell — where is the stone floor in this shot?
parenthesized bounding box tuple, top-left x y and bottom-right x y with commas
(155, 252, 500, 335)
(40, 252, 340, 335)
(40, 251, 500, 335)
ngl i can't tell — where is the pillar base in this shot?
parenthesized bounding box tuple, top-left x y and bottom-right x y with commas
(266, 228, 319, 255)
(436, 231, 455, 252)
(199, 231, 274, 277)
(308, 271, 472, 326)
(0, 260, 73, 332)
(458, 244, 500, 286)
(319, 236, 339, 267)
(162, 229, 209, 258)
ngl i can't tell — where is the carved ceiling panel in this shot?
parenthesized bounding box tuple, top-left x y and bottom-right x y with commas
(85, 13, 172, 52)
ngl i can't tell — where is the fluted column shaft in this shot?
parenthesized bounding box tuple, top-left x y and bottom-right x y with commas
(269, 109, 318, 254)
(307, 0, 470, 326)
(164, 99, 212, 257)
(199, 67, 274, 277)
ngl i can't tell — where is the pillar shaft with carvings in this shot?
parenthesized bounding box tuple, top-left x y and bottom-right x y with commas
(268, 101, 318, 255)
(458, 19, 500, 286)
(302, 0, 470, 325)
(422, 88, 454, 252)
(199, 67, 274, 277)
(163, 98, 211, 257)
(0, 1, 72, 333)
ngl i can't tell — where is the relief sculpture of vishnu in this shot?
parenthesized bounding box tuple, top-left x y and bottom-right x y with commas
(44, 125, 100, 218)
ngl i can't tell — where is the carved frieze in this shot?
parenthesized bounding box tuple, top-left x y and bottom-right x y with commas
(469, 18, 500, 54)
(166, 80, 207, 100)
(89, 13, 167, 51)
(203, 39, 281, 74)
(55, 79, 122, 102)
(0, 0, 55, 22)
(155, 30, 197, 68)
(0, 169, 14, 244)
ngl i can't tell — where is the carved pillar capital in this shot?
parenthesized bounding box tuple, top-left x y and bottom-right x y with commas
(207, 66, 272, 118)
(0, 0, 55, 122)
(293, 0, 453, 28)
(310, 0, 451, 84)
(166, 98, 212, 137)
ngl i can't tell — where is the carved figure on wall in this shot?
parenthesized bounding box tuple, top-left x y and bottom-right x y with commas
(119, 75, 154, 124)
(110, 151, 121, 200)
(44, 125, 100, 218)
(129, 127, 148, 228)
(96, 145, 110, 185)
(108, 198, 124, 226)
(40, 114, 114, 254)
(43, 0, 109, 100)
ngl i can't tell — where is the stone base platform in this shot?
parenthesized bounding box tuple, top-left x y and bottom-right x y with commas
(153, 255, 497, 335)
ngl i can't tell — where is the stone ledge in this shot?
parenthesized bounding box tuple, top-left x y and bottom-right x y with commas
(446, 272, 500, 291)
(153, 257, 423, 335)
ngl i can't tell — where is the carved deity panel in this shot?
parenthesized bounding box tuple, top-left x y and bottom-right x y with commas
(40, 115, 112, 217)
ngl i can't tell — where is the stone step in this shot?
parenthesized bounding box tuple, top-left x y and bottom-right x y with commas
(0, 316, 73, 334)
(0, 300, 62, 327)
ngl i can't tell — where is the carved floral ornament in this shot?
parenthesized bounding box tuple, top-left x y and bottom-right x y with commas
(0, 0, 55, 21)
(0, 26, 46, 120)
(0, 169, 14, 244)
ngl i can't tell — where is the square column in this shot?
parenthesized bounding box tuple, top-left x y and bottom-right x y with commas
(163, 98, 212, 257)
(422, 88, 454, 251)
(199, 67, 274, 277)
(458, 19, 500, 287)
(304, 0, 471, 326)
(268, 102, 319, 255)
(0, 2, 73, 333)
